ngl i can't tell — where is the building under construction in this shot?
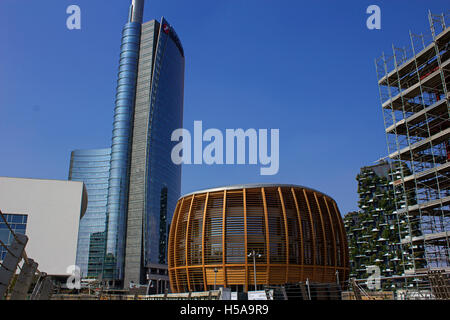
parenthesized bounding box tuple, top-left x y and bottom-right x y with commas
(375, 11, 450, 274)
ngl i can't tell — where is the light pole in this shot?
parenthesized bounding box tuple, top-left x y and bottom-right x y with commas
(214, 267, 218, 290)
(248, 250, 262, 291)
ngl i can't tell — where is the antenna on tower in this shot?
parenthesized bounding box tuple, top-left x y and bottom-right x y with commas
(129, 0, 145, 24)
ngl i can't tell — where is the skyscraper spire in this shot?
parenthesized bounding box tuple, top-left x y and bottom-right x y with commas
(130, 0, 145, 23)
(104, 2, 185, 288)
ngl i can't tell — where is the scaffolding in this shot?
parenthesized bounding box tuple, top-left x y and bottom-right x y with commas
(375, 11, 450, 273)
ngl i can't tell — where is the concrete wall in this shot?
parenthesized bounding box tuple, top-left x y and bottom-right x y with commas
(0, 177, 85, 276)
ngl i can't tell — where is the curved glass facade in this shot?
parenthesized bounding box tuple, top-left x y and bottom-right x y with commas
(104, 21, 142, 282)
(69, 148, 111, 278)
(144, 18, 184, 265)
(123, 18, 185, 286)
(71, 2, 185, 287)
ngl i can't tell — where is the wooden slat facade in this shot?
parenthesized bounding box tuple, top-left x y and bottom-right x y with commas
(168, 186, 349, 293)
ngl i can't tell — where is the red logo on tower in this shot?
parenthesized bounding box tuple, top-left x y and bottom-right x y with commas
(163, 24, 170, 34)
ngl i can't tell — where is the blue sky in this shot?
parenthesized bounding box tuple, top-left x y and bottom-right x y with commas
(0, 0, 448, 215)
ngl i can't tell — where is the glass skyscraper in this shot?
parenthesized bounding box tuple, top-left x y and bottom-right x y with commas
(69, 148, 111, 279)
(71, 1, 184, 288)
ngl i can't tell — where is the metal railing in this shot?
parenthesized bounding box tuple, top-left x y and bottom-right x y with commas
(0, 209, 53, 300)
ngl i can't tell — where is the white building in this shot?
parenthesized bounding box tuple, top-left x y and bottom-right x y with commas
(0, 177, 87, 276)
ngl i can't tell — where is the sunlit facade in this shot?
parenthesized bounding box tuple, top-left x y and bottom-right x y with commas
(69, 1, 185, 288)
(69, 148, 111, 279)
(122, 16, 184, 287)
(168, 184, 349, 293)
(0, 177, 87, 275)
